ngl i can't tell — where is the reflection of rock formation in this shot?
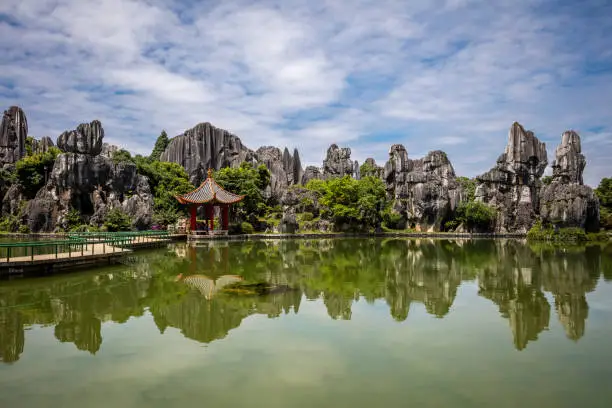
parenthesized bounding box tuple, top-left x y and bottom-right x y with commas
(54, 317, 102, 354)
(0, 310, 24, 364)
(538, 246, 599, 341)
(479, 266, 550, 351)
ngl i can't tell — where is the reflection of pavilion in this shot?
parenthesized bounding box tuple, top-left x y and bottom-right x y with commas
(175, 169, 244, 237)
(177, 274, 243, 300)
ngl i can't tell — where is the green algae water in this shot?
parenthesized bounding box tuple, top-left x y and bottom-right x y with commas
(1, 238, 612, 408)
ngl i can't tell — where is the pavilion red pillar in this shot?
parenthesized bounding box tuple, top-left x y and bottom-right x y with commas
(190, 205, 197, 232)
(222, 205, 229, 230)
(208, 204, 214, 231)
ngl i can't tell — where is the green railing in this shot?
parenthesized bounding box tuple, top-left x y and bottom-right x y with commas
(0, 230, 171, 263)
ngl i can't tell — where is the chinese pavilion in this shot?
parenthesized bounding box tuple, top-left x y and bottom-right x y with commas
(175, 169, 245, 234)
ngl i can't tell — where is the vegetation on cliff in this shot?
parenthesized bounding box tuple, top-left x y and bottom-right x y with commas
(596, 178, 612, 230)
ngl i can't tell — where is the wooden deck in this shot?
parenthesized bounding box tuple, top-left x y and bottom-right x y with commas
(0, 235, 186, 278)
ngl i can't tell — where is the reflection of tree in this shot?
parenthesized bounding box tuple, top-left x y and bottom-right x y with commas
(0, 309, 24, 364)
(54, 317, 102, 354)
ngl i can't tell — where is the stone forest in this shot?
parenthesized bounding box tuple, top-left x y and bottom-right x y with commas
(0, 105, 610, 238)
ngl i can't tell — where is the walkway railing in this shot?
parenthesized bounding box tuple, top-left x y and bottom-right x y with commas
(0, 230, 171, 263)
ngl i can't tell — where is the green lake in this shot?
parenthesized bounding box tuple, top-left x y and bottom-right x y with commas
(1, 238, 612, 407)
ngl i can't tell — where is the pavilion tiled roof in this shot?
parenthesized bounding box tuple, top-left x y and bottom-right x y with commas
(175, 169, 245, 205)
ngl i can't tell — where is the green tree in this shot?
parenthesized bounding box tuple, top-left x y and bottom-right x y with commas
(104, 208, 132, 231)
(112, 149, 135, 164)
(596, 178, 612, 230)
(215, 162, 271, 217)
(306, 176, 386, 230)
(135, 159, 194, 226)
(457, 176, 476, 202)
(455, 201, 496, 232)
(541, 175, 553, 186)
(15, 147, 61, 198)
(359, 162, 378, 178)
(149, 130, 169, 162)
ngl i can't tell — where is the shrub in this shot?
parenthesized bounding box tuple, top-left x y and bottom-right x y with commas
(240, 221, 254, 234)
(455, 201, 496, 232)
(301, 212, 314, 222)
(112, 149, 135, 164)
(456, 177, 477, 202)
(104, 208, 132, 232)
(18, 224, 30, 234)
(0, 215, 20, 232)
(15, 147, 61, 198)
(64, 208, 83, 231)
(382, 208, 405, 230)
(444, 220, 459, 231)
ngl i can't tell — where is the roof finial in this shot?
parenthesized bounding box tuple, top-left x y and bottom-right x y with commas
(207, 168, 213, 179)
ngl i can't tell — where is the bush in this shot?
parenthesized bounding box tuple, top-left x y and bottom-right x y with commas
(456, 177, 476, 202)
(455, 201, 496, 232)
(301, 212, 314, 222)
(112, 149, 135, 164)
(104, 208, 132, 232)
(240, 221, 254, 234)
(64, 208, 83, 231)
(444, 220, 459, 231)
(18, 224, 30, 234)
(382, 208, 405, 230)
(0, 215, 20, 232)
(527, 221, 595, 242)
(15, 147, 61, 198)
(587, 231, 610, 242)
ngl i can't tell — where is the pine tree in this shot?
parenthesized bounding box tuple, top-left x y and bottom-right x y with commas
(149, 130, 169, 161)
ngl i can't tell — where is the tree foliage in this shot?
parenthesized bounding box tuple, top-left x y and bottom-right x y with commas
(214, 162, 271, 216)
(15, 147, 61, 198)
(596, 177, 612, 230)
(104, 208, 133, 231)
(135, 158, 194, 226)
(541, 175, 553, 186)
(455, 201, 496, 232)
(112, 149, 134, 164)
(149, 130, 169, 162)
(306, 175, 386, 230)
(359, 162, 378, 178)
(457, 176, 476, 202)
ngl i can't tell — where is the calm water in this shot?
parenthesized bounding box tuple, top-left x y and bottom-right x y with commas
(1, 238, 612, 408)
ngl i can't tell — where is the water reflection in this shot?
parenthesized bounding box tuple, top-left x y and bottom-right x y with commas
(1, 239, 610, 364)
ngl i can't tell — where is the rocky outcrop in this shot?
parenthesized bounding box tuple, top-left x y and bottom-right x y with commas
(475, 123, 548, 233)
(57, 120, 104, 155)
(256, 146, 303, 200)
(160, 122, 256, 185)
(540, 131, 599, 231)
(323, 144, 355, 179)
(0, 106, 27, 165)
(384, 145, 461, 231)
(25, 121, 153, 232)
(302, 166, 322, 185)
(31, 136, 55, 155)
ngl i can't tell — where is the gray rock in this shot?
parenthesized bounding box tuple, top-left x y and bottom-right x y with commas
(160, 122, 256, 185)
(551, 130, 585, 184)
(57, 120, 104, 155)
(540, 131, 599, 231)
(25, 121, 153, 232)
(30, 136, 55, 155)
(100, 143, 119, 158)
(323, 144, 353, 178)
(1, 184, 24, 217)
(385, 146, 461, 231)
(279, 209, 298, 233)
(256, 146, 303, 200)
(302, 166, 322, 185)
(475, 122, 548, 233)
(0, 106, 27, 165)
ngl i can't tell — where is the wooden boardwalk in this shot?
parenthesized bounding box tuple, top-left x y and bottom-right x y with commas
(0, 235, 184, 277)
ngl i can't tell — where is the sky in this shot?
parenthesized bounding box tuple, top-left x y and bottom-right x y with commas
(1, 0, 611, 186)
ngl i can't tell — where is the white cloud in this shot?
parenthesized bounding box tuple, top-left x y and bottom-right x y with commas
(0, 0, 611, 185)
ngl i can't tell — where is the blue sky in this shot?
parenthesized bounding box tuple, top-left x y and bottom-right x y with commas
(1, 0, 611, 186)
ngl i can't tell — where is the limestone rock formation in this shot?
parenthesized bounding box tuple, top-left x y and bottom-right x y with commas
(323, 144, 354, 179)
(540, 131, 599, 231)
(384, 145, 461, 231)
(256, 146, 303, 200)
(29, 136, 55, 155)
(475, 122, 548, 233)
(57, 120, 104, 155)
(0, 106, 27, 165)
(302, 166, 323, 185)
(25, 121, 153, 231)
(160, 122, 256, 186)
